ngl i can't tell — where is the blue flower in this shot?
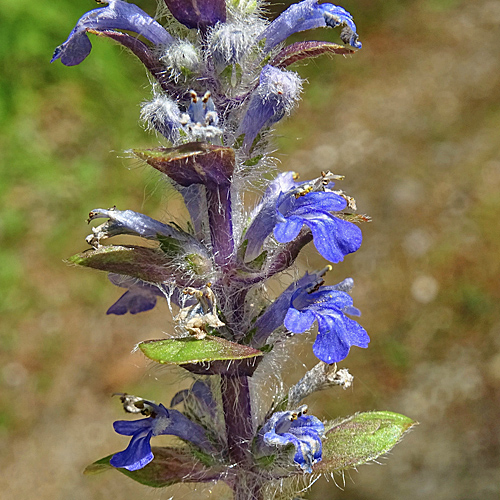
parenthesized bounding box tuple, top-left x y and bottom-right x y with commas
(252, 271, 369, 363)
(258, 0, 361, 52)
(110, 397, 215, 471)
(244, 172, 362, 263)
(86, 207, 209, 257)
(257, 405, 324, 473)
(51, 0, 174, 66)
(284, 279, 370, 364)
(237, 65, 302, 152)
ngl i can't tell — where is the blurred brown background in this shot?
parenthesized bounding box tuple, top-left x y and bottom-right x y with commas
(1, 0, 499, 498)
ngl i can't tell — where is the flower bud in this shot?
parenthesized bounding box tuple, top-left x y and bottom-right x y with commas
(238, 65, 302, 151)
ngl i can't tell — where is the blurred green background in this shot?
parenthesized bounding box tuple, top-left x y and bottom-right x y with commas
(1, 0, 499, 498)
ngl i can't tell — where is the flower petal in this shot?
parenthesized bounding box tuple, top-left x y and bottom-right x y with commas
(304, 214, 362, 263)
(313, 314, 369, 363)
(110, 430, 154, 471)
(107, 289, 158, 315)
(259, 408, 324, 472)
(52, 0, 173, 66)
(274, 215, 304, 243)
(244, 172, 297, 262)
(252, 271, 321, 345)
(284, 307, 316, 334)
(258, 0, 361, 52)
(113, 418, 153, 436)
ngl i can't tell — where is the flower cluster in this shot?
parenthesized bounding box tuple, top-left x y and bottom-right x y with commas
(50, 1, 414, 498)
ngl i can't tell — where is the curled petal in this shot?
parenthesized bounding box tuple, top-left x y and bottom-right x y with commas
(258, 0, 361, 52)
(52, 0, 174, 66)
(110, 430, 154, 471)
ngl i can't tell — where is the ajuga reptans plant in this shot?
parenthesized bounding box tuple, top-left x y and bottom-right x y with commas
(53, 1, 415, 498)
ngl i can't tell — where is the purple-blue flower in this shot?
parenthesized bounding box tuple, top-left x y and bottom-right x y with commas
(285, 279, 370, 363)
(258, 0, 361, 52)
(253, 271, 368, 363)
(51, 0, 173, 66)
(257, 405, 324, 473)
(237, 65, 302, 152)
(86, 207, 209, 257)
(244, 172, 362, 263)
(110, 398, 215, 471)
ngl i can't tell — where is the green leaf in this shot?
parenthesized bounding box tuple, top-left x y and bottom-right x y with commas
(84, 447, 222, 488)
(139, 335, 262, 364)
(315, 411, 417, 473)
(139, 336, 263, 376)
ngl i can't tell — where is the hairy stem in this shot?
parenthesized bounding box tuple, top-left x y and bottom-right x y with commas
(207, 185, 234, 269)
(221, 374, 262, 499)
